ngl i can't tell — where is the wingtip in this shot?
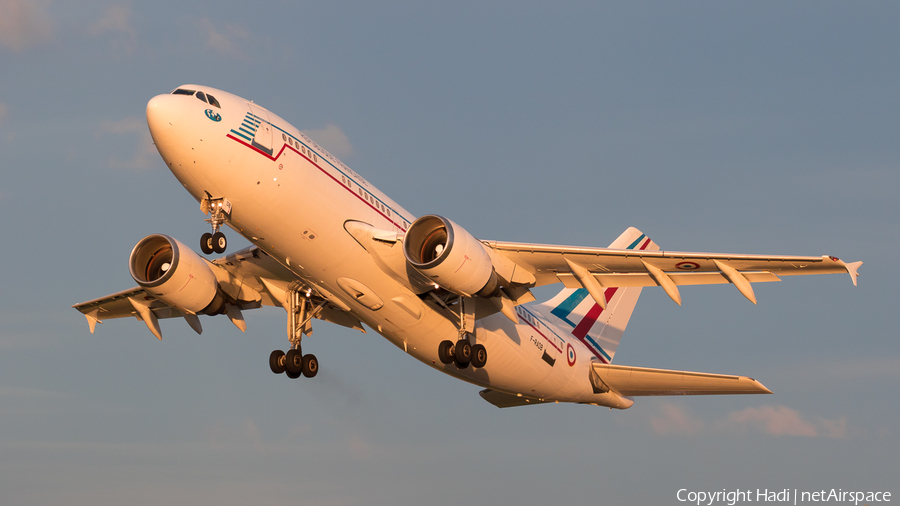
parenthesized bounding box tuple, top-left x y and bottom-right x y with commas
(845, 260, 863, 287)
(748, 377, 773, 394)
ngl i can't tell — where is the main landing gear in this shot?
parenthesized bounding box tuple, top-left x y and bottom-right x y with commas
(436, 296, 487, 370)
(269, 348, 318, 379)
(199, 193, 231, 255)
(270, 285, 324, 380)
(438, 338, 487, 369)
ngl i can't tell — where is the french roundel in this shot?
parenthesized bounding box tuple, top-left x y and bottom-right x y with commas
(675, 261, 701, 270)
(566, 343, 576, 366)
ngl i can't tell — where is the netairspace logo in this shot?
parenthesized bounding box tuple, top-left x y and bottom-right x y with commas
(677, 488, 892, 506)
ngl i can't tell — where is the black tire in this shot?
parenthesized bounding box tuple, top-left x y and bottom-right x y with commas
(438, 340, 455, 364)
(200, 233, 214, 254)
(302, 354, 319, 378)
(454, 340, 471, 365)
(285, 349, 303, 379)
(212, 232, 227, 253)
(269, 350, 286, 374)
(470, 344, 487, 368)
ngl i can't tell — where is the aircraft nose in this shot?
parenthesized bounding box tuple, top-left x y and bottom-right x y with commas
(146, 94, 174, 136)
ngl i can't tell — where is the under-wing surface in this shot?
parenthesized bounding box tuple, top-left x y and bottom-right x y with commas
(74, 85, 861, 408)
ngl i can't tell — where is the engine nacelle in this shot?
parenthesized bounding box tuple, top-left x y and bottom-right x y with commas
(129, 234, 226, 315)
(403, 215, 500, 297)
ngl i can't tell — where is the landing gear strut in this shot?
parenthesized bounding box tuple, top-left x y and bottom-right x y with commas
(270, 285, 323, 379)
(200, 193, 230, 254)
(436, 295, 488, 369)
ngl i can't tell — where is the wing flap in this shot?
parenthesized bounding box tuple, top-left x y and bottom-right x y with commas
(488, 233, 860, 305)
(590, 362, 772, 396)
(493, 241, 855, 279)
(73, 245, 367, 337)
(556, 271, 781, 288)
(73, 287, 168, 320)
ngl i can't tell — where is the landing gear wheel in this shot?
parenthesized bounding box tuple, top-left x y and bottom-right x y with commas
(438, 340, 455, 365)
(470, 344, 487, 368)
(212, 231, 227, 254)
(269, 350, 286, 374)
(302, 354, 318, 378)
(454, 340, 472, 367)
(285, 349, 303, 379)
(200, 233, 214, 254)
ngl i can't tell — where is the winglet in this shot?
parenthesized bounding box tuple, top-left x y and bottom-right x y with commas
(844, 260, 862, 287)
(84, 310, 101, 334)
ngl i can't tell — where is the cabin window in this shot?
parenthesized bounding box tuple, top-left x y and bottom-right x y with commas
(172, 88, 195, 96)
(206, 94, 221, 108)
(282, 134, 287, 142)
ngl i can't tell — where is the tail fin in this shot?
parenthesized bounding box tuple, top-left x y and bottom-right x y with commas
(538, 227, 658, 364)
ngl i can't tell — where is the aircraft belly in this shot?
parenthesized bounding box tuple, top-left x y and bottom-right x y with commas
(208, 110, 604, 403)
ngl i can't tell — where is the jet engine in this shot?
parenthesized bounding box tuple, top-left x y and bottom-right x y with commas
(129, 234, 227, 315)
(403, 215, 500, 297)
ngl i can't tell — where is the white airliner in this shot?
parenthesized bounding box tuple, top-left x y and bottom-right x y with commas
(74, 85, 862, 409)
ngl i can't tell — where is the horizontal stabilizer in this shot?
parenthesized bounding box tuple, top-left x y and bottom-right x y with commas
(590, 362, 772, 396)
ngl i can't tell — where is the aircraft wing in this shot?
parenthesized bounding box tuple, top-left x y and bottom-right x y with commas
(72, 246, 364, 338)
(485, 227, 862, 305)
(590, 362, 772, 396)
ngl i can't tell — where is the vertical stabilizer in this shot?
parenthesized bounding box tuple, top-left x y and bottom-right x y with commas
(538, 227, 657, 363)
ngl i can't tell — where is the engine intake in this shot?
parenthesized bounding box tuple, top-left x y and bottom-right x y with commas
(129, 234, 226, 315)
(403, 215, 500, 297)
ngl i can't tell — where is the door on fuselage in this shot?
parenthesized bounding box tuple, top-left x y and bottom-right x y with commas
(248, 103, 274, 156)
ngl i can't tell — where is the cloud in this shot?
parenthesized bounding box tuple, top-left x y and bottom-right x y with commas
(88, 4, 136, 53)
(648, 403, 852, 439)
(0, 0, 54, 51)
(200, 18, 251, 60)
(724, 405, 847, 438)
(302, 124, 355, 159)
(650, 402, 704, 435)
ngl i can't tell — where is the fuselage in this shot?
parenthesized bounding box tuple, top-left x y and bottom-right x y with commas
(146, 85, 619, 406)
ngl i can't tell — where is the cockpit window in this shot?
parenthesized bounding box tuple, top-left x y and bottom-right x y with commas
(206, 94, 221, 108)
(195, 91, 208, 103)
(172, 88, 195, 96)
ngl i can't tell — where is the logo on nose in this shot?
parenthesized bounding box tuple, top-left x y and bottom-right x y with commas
(205, 109, 222, 122)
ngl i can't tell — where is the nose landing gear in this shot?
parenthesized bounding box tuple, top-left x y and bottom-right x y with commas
(199, 193, 231, 254)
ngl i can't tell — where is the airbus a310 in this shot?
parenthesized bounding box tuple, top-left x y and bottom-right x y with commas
(74, 86, 861, 408)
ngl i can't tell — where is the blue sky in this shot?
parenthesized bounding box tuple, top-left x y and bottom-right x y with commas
(1, 1, 897, 504)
